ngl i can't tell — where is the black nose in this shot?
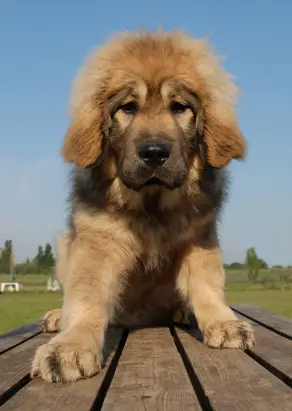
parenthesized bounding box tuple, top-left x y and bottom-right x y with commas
(138, 142, 171, 167)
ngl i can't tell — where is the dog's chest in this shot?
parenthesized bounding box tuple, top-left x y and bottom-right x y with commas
(136, 212, 195, 259)
(116, 257, 181, 326)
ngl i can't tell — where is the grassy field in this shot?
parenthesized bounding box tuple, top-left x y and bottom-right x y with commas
(0, 292, 61, 333)
(226, 288, 292, 318)
(1, 271, 292, 334)
(0, 274, 62, 333)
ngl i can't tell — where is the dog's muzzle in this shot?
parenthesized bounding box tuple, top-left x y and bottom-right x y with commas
(138, 142, 171, 168)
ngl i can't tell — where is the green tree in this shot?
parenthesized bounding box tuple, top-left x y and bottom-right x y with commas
(15, 258, 37, 274)
(245, 247, 260, 283)
(33, 246, 45, 269)
(44, 243, 55, 269)
(32, 244, 55, 273)
(258, 259, 268, 270)
(245, 248, 268, 283)
(0, 240, 13, 273)
(229, 262, 245, 270)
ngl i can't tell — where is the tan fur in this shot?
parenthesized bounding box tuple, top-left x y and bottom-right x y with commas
(63, 29, 246, 169)
(53, 230, 70, 286)
(42, 309, 62, 333)
(32, 29, 253, 383)
(62, 114, 104, 168)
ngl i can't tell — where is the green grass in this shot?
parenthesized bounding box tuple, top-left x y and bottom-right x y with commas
(1, 272, 292, 335)
(0, 292, 61, 334)
(0, 273, 50, 292)
(225, 288, 292, 318)
(0, 273, 61, 333)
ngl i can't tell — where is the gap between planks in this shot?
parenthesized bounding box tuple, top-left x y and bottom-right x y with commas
(231, 304, 292, 340)
(173, 326, 292, 411)
(235, 314, 292, 388)
(0, 333, 51, 406)
(0, 320, 43, 356)
(1, 306, 292, 411)
(100, 327, 202, 411)
(0, 328, 125, 411)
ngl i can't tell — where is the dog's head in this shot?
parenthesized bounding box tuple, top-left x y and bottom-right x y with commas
(62, 30, 246, 192)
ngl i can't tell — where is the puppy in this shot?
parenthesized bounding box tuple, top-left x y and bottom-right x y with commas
(31, 29, 254, 383)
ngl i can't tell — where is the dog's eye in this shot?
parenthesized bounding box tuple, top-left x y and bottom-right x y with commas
(170, 101, 189, 114)
(120, 102, 138, 115)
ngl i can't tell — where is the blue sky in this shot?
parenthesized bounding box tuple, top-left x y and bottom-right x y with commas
(1, 0, 291, 265)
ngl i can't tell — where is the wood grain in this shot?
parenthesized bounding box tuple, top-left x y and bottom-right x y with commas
(102, 327, 201, 410)
(236, 313, 292, 383)
(1, 328, 124, 411)
(1, 308, 292, 410)
(175, 326, 292, 410)
(232, 304, 292, 339)
(0, 320, 43, 354)
(0, 333, 50, 397)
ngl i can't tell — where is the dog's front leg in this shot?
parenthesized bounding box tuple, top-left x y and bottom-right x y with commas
(176, 245, 255, 349)
(31, 214, 140, 383)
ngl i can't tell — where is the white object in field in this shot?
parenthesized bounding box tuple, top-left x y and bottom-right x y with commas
(0, 282, 20, 292)
(47, 277, 60, 292)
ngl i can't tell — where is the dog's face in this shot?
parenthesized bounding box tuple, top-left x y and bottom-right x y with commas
(62, 30, 246, 193)
(108, 79, 200, 191)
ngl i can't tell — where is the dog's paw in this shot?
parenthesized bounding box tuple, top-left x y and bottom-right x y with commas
(42, 309, 62, 333)
(203, 320, 255, 350)
(31, 341, 101, 382)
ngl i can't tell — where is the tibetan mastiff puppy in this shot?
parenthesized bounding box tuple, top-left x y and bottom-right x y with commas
(31, 29, 254, 383)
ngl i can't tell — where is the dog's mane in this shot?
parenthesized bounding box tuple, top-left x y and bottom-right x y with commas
(69, 162, 228, 226)
(63, 29, 242, 240)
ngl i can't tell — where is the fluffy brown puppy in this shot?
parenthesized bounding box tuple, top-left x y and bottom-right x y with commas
(31, 29, 254, 383)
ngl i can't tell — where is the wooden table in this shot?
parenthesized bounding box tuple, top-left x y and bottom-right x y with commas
(0, 304, 291, 410)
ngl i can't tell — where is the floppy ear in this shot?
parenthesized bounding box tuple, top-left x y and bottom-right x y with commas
(61, 110, 105, 168)
(203, 110, 247, 169)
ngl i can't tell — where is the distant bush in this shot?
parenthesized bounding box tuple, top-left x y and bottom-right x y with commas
(225, 266, 292, 289)
(224, 262, 245, 270)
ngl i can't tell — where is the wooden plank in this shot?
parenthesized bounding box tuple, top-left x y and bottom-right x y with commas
(0, 333, 50, 399)
(0, 320, 43, 355)
(175, 327, 292, 410)
(102, 327, 201, 411)
(232, 304, 292, 339)
(236, 313, 292, 385)
(1, 328, 124, 411)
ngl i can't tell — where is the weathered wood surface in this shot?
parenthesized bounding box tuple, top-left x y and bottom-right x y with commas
(0, 305, 291, 410)
(175, 327, 292, 410)
(232, 304, 292, 339)
(0, 320, 42, 355)
(0, 334, 50, 397)
(236, 313, 292, 386)
(102, 328, 201, 410)
(1, 329, 124, 411)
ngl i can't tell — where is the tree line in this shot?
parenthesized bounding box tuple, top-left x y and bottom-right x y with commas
(0, 240, 290, 281)
(224, 247, 291, 284)
(0, 240, 55, 275)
